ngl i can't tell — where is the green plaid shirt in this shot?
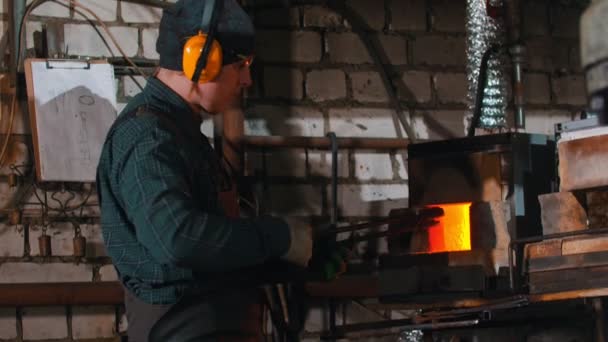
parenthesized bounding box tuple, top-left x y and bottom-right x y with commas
(97, 77, 290, 304)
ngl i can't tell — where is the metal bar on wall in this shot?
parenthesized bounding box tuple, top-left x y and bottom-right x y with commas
(242, 136, 411, 150)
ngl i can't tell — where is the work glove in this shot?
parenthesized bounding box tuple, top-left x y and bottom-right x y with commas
(281, 218, 313, 268)
(308, 235, 350, 281)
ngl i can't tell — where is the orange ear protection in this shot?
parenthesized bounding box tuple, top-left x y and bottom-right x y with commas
(182, 0, 223, 83)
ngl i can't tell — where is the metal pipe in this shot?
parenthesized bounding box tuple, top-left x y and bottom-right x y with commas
(0, 282, 123, 307)
(119, 0, 172, 9)
(327, 132, 338, 227)
(242, 136, 411, 150)
(510, 45, 526, 129)
(10, 0, 26, 82)
(504, 0, 526, 129)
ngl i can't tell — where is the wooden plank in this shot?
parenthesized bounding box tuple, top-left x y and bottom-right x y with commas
(525, 239, 562, 259)
(529, 265, 608, 294)
(530, 288, 608, 303)
(562, 234, 608, 255)
(528, 251, 608, 273)
(558, 134, 608, 191)
(538, 192, 587, 235)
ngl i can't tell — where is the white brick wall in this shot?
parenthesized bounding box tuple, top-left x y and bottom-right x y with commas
(0, 308, 17, 340)
(25, 21, 42, 49)
(75, 0, 118, 22)
(306, 69, 347, 101)
(0, 262, 92, 283)
(246, 105, 324, 136)
(333, 184, 409, 217)
(64, 24, 138, 57)
(328, 108, 405, 138)
(142, 28, 160, 60)
(72, 306, 116, 339)
(354, 153, 394, 180)
(525, 110, 573, 136)
(268, 185, 323, 216)
(124, 76, 147, 97)
(121, 2, 163, 23)
(22, 307, 68, 340)
(27, 0, 70, 18)
(308, 151, 349, 178)
(351, 71, 389, 103)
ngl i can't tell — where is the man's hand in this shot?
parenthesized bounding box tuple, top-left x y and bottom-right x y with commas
(281, 219, 313, 268)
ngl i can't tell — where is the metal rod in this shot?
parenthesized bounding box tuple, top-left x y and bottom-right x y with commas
(327, 132, 338, 227)
(242, 136, 411, 150)
(119, 0, 172, 9)
(327, 318, 480, 336)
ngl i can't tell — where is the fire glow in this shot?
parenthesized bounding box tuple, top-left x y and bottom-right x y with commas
(426, 202, 472, 253)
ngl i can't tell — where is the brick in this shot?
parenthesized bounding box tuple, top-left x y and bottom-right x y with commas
(412, 36, 466, 66)
(255, 7, 300, 28)
(0, 262, 93, 283)
(99, 265, 119, 281)
(538, 192, 587, 235)
(525, 110, 571, 136)
(72, 306, 116, 339)
(256, 30, 322, 63)
(552, 74, 587, 106)
(524, 73, 551, 104)
(354, 153, 393, 180)
(327, 32, 371, 64)
(390, 0, 427, 31)
(377, 34, 407, 65)
(523, 1, 550, 37)
(64, 24, 138, 57)
(264, 67, 303, 100)
(346, 0, 385, 31)
(550, 5, 581, 39)
(27, 0, 70, 18)
(245, 105, 323, 136)
(124, 76, 147, 97)
(75, 0, 118, 21)
(328, 108, 404, 138)
(397, 71, 432, 103)
(121, 2, 163, 23)
(414, 110, 467, 140)
(434, 72, 467, 104)
(142, 28, 160, 60)
(22, 307, 68, 340)
(430, 0, 466, 33)
(303, 6, 343, 28)
(526, 37, 570, 71)
(333, 184, 409, 217)
(306, 69, 347, 101)
(268, 185, 323, 216)
(351, 71, 389, 103)
(0, 308, 17, 340)
(308, 151, 349, 178)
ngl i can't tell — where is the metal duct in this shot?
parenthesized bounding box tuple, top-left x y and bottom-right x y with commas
(466, 0, 509, 130)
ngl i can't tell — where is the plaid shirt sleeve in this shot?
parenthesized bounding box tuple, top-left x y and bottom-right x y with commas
(116, 119, 291, 272)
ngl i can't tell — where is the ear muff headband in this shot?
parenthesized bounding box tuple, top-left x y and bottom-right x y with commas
(183, 0, 223, 83)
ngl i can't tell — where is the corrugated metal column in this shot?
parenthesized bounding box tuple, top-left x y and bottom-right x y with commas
(466, 0, 509, 131)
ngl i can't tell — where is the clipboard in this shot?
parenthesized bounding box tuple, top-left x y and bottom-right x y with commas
(24, 58, 118, 182)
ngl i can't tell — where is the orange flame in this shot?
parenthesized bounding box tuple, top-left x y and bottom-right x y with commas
(426, 202, 472, 253)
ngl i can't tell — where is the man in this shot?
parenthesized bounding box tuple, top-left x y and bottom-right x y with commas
(96, 0, 312, 340)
